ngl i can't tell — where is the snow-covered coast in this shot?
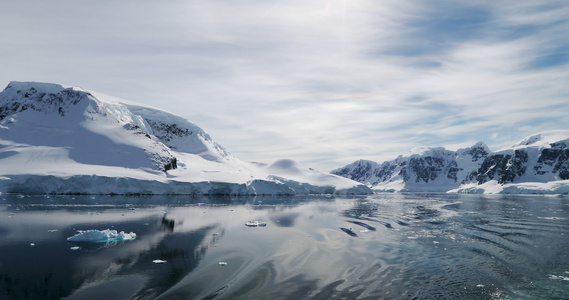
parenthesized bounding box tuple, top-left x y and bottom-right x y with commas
(0, 81, 370, 195)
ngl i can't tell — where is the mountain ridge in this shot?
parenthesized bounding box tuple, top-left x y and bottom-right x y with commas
(332, 131, 569, 194)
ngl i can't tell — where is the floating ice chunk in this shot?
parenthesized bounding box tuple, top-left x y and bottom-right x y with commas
(549, 274, 569, 281)
(70, 246, 81, 250)
(66, 229, 136, 242)
(153, 259, 167, 264)
(245, 221, 267, 227)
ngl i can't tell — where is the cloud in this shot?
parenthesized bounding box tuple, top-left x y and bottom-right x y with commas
(1, 0, 569, 171)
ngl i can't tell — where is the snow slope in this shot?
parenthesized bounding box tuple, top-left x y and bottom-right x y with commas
(0, 81, 370, 195)
(333, 132, 569, 194)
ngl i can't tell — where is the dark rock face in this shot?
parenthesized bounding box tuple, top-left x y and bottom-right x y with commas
(123, 122, 152, 139)
(447, 161, 461, 182)
(476, 150, 528, 184)
(408, 156, 446, 183)
(464, 143, 490, 161)
(475, 154, 509, 184)
(374, 162, 398, 183)
(147, 120, 193, 144)
(0, 84, 85, 121)
(535, 144, 569, 179)
(332, 160, 378, 184)
(164, 157, 178, 172)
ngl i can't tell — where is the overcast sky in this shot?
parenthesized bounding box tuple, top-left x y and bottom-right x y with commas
(2, 0, 569, 171)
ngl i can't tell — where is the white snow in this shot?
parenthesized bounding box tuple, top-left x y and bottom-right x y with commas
(451, 180, 569, 195)
(66, 229, 137, 242)
(152, 259, 167, 264)
(0, 81, 370, 195)
(511, 130, 569, 148)
(245, 221, 267, 227)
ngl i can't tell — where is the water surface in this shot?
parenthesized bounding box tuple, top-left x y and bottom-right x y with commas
(1, 193, 569, 299)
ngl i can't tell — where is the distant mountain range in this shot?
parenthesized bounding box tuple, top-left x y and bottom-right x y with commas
(0, 81, 370, 195)
(332, 131, 569, 194)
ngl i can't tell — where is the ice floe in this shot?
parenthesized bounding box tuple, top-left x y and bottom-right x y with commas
(66, 229, 136, 242)
(245, 221, 267, 227)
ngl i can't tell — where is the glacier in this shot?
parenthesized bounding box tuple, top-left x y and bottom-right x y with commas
(332, 130, 569, 194)
(0, 81, 371, 195)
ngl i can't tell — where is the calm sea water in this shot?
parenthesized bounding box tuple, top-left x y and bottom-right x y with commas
(1, 193, 569, 299)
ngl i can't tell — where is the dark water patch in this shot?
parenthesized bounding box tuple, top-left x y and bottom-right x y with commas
(270, 212, 299, 227)
(412, 205, 441, 220)
(381, 222, 394, 229)
(346, 215, 394, 229)
(340, 227, 358, 237)
(441, 203, 461, 211)
(311, 280, 345, 300)
(396, 220, 410, 226)
(425, 220, 447, 225)
(347, 220, 376, 231)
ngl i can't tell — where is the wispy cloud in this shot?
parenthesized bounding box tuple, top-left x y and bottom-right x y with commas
(1, 0, 568, 171)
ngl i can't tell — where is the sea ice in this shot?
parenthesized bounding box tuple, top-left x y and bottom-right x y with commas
(245, 221, 267, 227)
(66, 229, 136, 242)
(153, 259, 167, 264)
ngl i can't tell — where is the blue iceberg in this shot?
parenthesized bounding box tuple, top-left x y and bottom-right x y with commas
(67, 229, 137, 242)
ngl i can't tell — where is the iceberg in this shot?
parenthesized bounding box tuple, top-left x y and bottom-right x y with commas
(245, 221, 267, 227)
(66, 229, 137, 242)
(152, 259, 167, 264)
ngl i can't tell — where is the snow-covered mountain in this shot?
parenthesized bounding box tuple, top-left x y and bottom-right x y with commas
(0, 81, 370, 195)
(332, 131, 569, 194)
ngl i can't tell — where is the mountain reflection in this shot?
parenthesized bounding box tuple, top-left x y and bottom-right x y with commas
(64, 222, 219, 300)
(0, 195, 229, 300)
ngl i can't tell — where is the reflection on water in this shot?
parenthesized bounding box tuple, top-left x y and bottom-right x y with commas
(1, 194, 569, 299)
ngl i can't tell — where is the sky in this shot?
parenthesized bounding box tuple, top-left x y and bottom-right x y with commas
(1, 0, 569, 172)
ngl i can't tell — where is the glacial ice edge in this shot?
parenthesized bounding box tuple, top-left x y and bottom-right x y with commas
(0, 175, 372, 195)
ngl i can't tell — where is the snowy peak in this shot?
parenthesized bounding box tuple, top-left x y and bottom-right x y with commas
(1, 81, 69, 98)
(267, 159, 304, 175)
(0, 82, 230, 171)
(0, 81, 92, 120)
(124, 104, 230, 162)
(512, 130, 569, 148)
(456, 141, 490, 162)
(404, 146, 449, 158)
